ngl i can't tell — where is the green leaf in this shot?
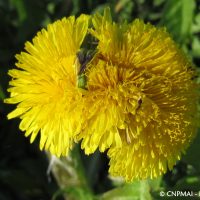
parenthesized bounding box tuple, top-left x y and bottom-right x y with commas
(160, 0, 195, 43)
(115, 0, 134, 22)
(181, 0, 195, 38)
(52, 186, 93, 200)
(11, 0, 27, 23)
(192, 13, 200, 33)
(0, 84, 5, 100)
(153, 0, 165, 6)
(192, 37, 200, 58)
(182, 130, 200, 172)
(148, 177, 162, 191)
(174, 176, 200, 191)
(100, 180, 152, 200)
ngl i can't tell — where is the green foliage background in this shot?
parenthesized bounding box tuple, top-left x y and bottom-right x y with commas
(0, 0, 200, 200)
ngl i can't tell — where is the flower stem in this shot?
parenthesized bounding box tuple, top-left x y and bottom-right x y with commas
(47, 145, 93, 200)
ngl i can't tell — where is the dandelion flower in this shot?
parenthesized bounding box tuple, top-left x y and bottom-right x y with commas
(78, 9, 199, 180)
(4, 15, 89, 156)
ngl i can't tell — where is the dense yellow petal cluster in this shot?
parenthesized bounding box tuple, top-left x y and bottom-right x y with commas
(5, 15, 89, 156)
(5, 8, 199, 181)
(77, 9, 199, 181)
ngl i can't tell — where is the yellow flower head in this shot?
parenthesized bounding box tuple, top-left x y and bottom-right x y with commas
(78, 9, 199, 180)
(4, 15, 89, 157)
(4, 8, 199, 182)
